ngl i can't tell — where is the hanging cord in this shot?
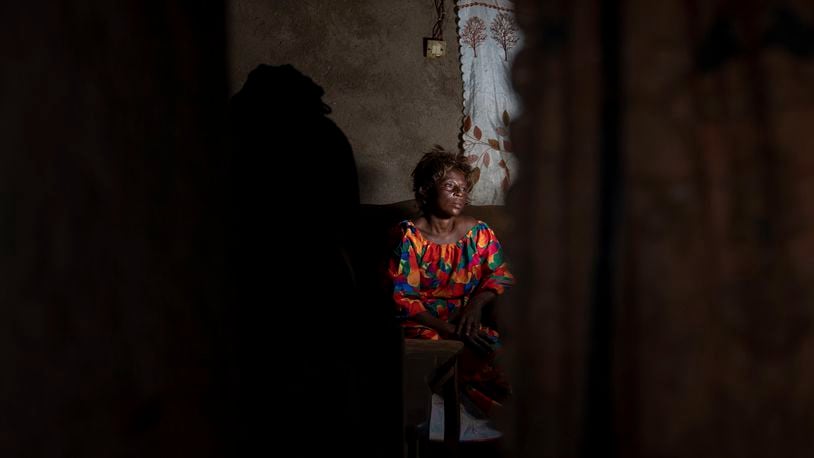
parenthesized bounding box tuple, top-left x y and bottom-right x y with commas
(431, 0, 446, 40)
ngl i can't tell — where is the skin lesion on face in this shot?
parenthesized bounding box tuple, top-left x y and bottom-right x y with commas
(431, 169, 469, 217)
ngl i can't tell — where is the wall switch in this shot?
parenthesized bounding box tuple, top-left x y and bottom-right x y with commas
(424, 39, 446, 58)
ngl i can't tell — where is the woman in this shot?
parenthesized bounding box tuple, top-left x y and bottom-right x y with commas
(389, 146, 514, 408)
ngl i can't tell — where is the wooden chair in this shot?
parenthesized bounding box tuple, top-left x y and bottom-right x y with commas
(403, 339, 464, 458)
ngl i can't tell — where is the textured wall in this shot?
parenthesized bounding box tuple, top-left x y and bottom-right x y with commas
(229, 0, 464, 204)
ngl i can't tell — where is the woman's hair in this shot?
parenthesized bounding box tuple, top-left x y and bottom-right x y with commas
(411, 145, 473, 212)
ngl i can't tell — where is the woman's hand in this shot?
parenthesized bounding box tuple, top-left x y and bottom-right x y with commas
(462, 330, 497, 356)
(456, 302, 483, 337)
(411, 311, 459, 339)
(455, 290, 497, 336)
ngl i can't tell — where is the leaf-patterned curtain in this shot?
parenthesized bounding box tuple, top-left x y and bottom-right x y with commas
(457, 1, 523, 204)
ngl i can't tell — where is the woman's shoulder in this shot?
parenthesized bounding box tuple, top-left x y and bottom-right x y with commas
(391, 219, 421, 242)
(457, 214, 479, 228)
(395, 218, 420, 233)
(462, 218, 503, 246)
(452, 216, 492, 243)
(459, 215, 493, 234)
(406, 216, 429, 230)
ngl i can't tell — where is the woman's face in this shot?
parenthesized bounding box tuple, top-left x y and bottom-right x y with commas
(430, 169, 469, 217)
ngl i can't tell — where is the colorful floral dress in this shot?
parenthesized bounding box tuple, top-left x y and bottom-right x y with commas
(388, 220, 514, 339)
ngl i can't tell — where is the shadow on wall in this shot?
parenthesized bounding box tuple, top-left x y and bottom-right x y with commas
(229, 64, 360, 218)
(226, 64, 400, 457)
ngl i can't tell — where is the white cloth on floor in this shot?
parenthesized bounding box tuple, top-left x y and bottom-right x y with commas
(427, 393, 502, 442)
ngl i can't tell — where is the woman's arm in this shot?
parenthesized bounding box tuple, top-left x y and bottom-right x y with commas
(416, 307, 492, 354)
(410, 311, 456, 337)
(389, 228, 436, 323)
(456, 224, 515, 335)
(456, 290, 496, 336)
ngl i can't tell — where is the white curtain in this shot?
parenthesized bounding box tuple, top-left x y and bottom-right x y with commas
(457, 1, 523, 205)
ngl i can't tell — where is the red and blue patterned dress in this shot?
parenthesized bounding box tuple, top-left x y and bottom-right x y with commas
(388, 220, 514, 339)
(389, 219, 515, 410)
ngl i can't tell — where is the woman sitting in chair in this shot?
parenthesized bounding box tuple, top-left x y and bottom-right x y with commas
(388, 146, 514, 409)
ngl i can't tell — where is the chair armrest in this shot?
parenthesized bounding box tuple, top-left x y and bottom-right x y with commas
(403, 339, 464, 359)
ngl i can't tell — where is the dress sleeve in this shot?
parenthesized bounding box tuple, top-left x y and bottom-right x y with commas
(388, 227, 426, 318)
(476, 224, 515, 295)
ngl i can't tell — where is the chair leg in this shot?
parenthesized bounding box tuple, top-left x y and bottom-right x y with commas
(405, 425, 418, 458)
(442, 361, 460, 458)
